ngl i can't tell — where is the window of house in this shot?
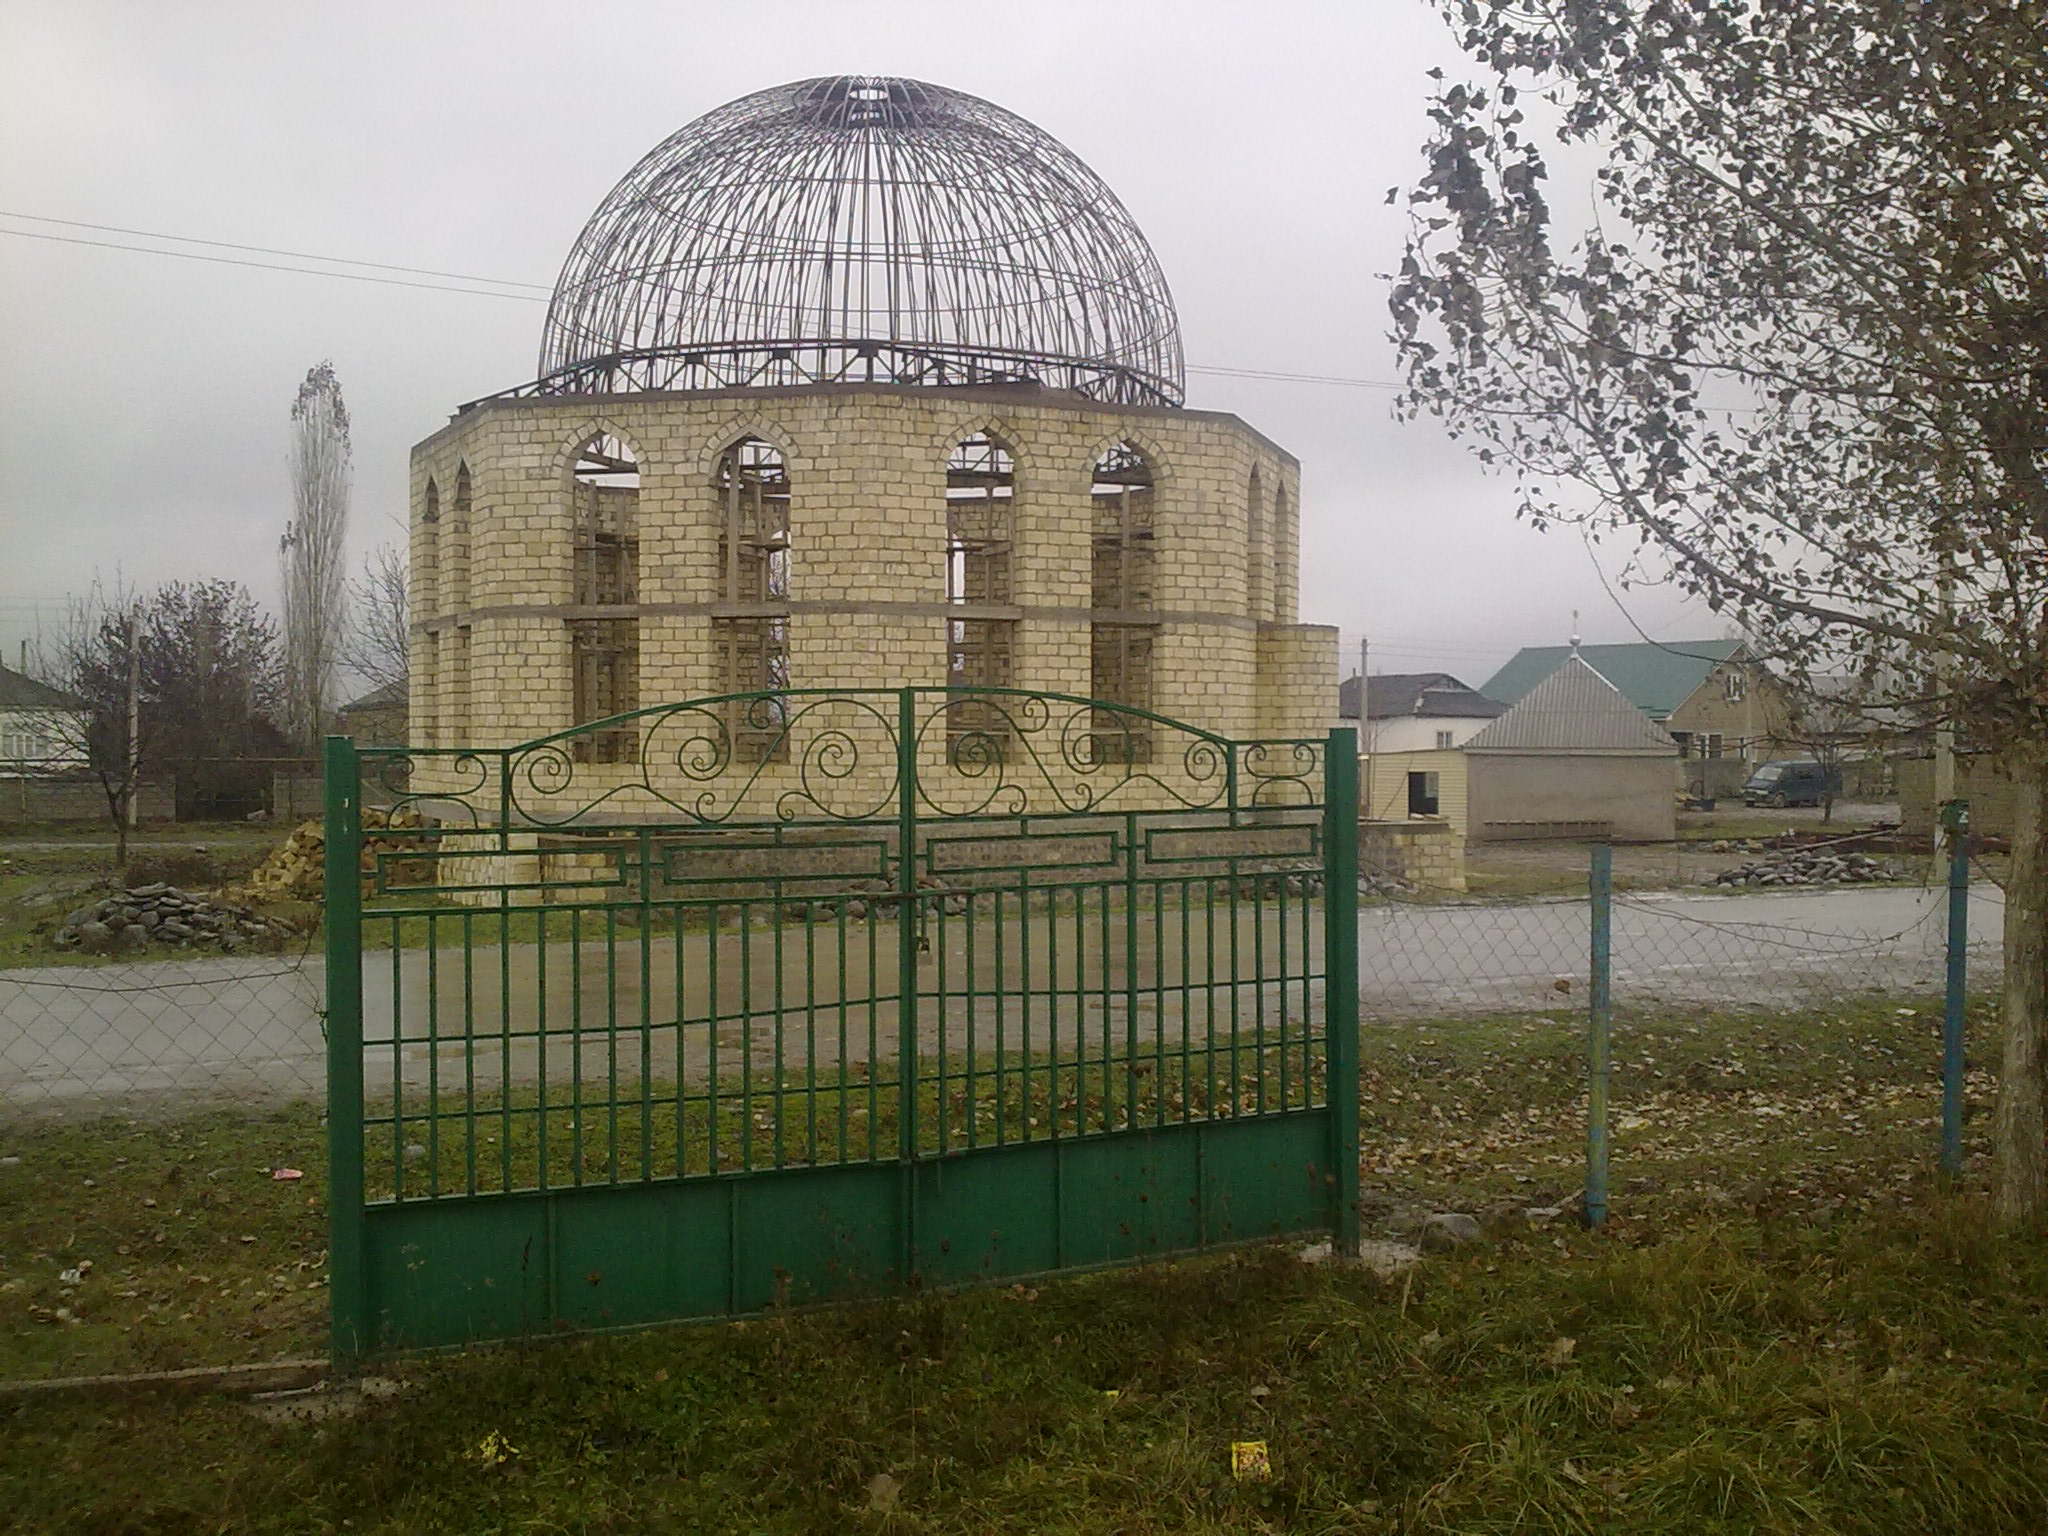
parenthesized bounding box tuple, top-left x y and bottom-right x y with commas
(1705, 732, 1724, 759)
(944, 432, 1015, 750)
(569, 436, 641, 763)
(1090, 441, 1156, 763)
(712, 436, 791, 763)
(1435, 729, 1455, 750)
(1669, 729, 1692, 757)
(1724, 669, 1746, 702)
(1407, 770, 1440, 817)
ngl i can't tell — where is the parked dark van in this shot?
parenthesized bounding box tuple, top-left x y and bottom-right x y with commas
(1740, 759, 1839, 808)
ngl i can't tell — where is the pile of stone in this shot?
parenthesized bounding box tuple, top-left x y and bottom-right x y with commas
(52, 884, 295, 955)
(1707, 846, 1902, 888)
(246, 807, 424, 900)
(1361, 869, 1418, 898)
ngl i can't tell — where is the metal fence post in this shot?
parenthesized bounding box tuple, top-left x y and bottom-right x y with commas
(322, 734, 367, 1365)
(1941, 799, 1970, 1178)
(1586, 843, 1612, 1228)
(895, 689, 919, 1279)
(1323, 729, 1361, 1254)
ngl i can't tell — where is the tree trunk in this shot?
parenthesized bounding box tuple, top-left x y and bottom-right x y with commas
(1995, 742, 2047, 1227)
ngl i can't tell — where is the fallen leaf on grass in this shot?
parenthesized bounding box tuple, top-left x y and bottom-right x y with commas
(1543, 1336, 1578, 1367)
(1231, 1441, 1271, 1482)
(866, 1472, 901, 1512)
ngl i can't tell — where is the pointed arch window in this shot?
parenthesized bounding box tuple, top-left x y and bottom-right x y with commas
(416, 478, 440, 746)
(1090, 441, 1156, 763)
(569, 435, 640, 763)
(1247, 466, 1266, 621)
(447, 466, 473, 743)
(1271, 484, 1291, 623)
(713, 436, 791, 762)
(945, 432, 1015, 747)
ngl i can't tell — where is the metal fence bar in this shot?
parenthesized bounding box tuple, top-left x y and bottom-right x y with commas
(1586, 843, 1613, 1229)
(1942, 799, 1971, 1177)
(1324, 728, 1360, 1252)
(322, 733, 366, 1366)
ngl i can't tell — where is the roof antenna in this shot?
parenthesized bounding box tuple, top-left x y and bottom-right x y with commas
(1569, 611, 1581, 657)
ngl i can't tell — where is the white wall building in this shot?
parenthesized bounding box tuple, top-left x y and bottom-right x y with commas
(0, 664, 89, 774)
(1336, 671, 1507, 754)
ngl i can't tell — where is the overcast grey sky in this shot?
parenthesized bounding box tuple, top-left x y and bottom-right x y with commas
(0, 0, 1715, 693)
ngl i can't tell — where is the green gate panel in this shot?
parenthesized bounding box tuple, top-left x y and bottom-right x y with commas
(363, 1113, 1335, 1351)
(324, 701, 1363, 1362)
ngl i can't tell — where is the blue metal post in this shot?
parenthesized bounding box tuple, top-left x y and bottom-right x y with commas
(1586, 843, 1612, 1228)
(1324, 729, 1361, 1254)
(1941, 799, 1970, 1178)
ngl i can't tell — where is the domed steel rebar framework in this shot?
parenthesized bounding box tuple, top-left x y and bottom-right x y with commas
(527, 76, 1186, 408)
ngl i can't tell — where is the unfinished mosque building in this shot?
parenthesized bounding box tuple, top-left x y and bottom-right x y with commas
(409, 75, 1336, 770)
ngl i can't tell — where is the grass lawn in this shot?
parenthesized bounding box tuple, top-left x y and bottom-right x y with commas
(5, 997, 2042, 1532)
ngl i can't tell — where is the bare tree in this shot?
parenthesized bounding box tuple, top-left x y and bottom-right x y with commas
(32, 575, 146, 866)
(32, 578, 288, 860)
(281, 361, 352, 749)
(1390, 1, 2048, 1220)
(340, 542, 409, 699)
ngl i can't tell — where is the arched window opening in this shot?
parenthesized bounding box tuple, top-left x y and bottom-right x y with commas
(569, 436, 641, 763)
(945, 432, 1015, 748)
(713, 437, 791, 763)
(416, 479, 440, 747)
(447, 466, 473, 744)
(1246, 467, 1266, 622)
(1089, 441, 1156, 763)
(1271, 485, 1292, 624)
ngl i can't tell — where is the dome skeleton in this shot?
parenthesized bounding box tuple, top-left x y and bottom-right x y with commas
(527, 76, 1185, 407)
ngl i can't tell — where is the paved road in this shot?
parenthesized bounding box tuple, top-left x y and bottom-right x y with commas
(1, 883, 2004, 1114)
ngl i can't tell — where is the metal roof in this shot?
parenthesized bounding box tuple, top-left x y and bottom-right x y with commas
(1464, 655, 1678, 755)
(1481, 639, 1743, 719)
(1337, 672, 1507, 722)
(0, 663, 86, 712)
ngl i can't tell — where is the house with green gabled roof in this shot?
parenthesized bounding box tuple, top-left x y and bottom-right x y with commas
(1482, 638, 1785, 769)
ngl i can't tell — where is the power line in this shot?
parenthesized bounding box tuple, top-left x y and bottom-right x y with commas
(0, 210, 550, 291)
(0, 226, 545, 302)
(1186, 364, 1398, 391)
(0, 212, 1411, 392)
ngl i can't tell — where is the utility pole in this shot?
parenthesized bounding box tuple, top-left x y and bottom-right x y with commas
(1360, 635, 1373, 821)
(125, 603, 141, 830)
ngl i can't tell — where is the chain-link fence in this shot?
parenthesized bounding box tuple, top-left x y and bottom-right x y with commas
(1356, 834, 2000, 1244)
(1, 830, 2001, 1383)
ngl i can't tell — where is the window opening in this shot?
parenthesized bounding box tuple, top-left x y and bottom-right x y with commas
(448, 466, 473, 744)
(1724, 668, 1747, 702)
(1435, 729, 1454, 750)
(945, 432, 1015, 749)
(1271, 485, 1291, 623)
(416, 479, 439, 747)
(569, 435, 641, 763)
(1247, 467, 1265, 621)
(1089, 442, 1156, 763)
(713, 437, 791, 763)
(1407, 770, 1440, 817)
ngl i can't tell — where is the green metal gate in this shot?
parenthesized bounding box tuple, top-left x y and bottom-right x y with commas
(323, 689, 1358, 1360)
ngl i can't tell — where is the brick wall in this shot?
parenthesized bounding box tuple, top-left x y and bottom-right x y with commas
(0, 777, 175, 826)
(408, 384, 1332, 756)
